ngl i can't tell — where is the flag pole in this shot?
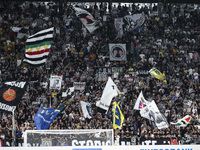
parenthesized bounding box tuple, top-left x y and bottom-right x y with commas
(12, 109, 16, 146)
(50, 96, 51, 107)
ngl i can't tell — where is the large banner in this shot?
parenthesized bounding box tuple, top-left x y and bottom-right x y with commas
(96, 72, 108, 81)
(73, 82, 86, 91)
(72, 6, 99, 33)
(115, 13, 145, 38)
(0, 81, 27, 112)
(137, 68, 149, 77)
(49, 74, 62, 90)
(141, 138, 172, 145)
(95, 67, 123, 75)
(109, 44, 127, 61)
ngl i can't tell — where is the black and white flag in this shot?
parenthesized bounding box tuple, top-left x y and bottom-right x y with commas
(23, 27, 54, 66)
(62, 87, 74, 97)
(114, 13, 145, 38)
(11, 27, 29, 39)
(0, 81, 28, 112)
(72, 6, 99, 33)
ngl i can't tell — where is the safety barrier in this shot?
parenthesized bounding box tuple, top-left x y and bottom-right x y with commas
(1, 145, 200, 150)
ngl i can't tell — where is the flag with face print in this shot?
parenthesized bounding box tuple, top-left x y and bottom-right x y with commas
(72, 6, 99, 33)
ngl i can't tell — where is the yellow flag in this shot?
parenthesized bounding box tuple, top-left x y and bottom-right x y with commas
(112, 102, 124, 129)
(149, 68, 167, 83)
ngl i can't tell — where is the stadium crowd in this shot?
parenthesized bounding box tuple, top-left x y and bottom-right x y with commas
(0, 0, 200, 146)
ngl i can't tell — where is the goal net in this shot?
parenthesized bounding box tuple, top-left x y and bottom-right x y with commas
(23, 129, 114, 147)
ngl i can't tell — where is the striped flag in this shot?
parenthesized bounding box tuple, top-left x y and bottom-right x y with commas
(23, 27, 54, 66)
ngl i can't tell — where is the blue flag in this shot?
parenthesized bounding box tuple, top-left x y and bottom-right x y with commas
(34, 106, 60, 130)
(112, 102, 124, 129)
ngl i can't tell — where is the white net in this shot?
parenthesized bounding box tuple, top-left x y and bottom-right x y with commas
(23, 129, 114, 147)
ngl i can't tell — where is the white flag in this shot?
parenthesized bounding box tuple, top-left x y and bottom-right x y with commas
(80, 101, 92, 119)
(171, 115, 191, 127)
(96, 77, 120, 113)
(134, 91, 151, 110)
(140, 101, 169, 129)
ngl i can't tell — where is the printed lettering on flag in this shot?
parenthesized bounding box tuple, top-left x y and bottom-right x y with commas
(0, 81, 28, 112)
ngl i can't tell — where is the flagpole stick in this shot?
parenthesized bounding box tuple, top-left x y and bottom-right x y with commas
(50, 96, 51, 107)
(12, 109, 16, 146)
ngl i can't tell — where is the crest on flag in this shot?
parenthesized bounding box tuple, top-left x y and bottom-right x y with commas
(34, 106, 60, 130)
(109, 44, 126, 61)
(134, 91, 151, 110)
(49, 74, 62, 90)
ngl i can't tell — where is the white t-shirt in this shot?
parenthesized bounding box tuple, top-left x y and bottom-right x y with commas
(188, 68, 193, 75)
(194, 72, 199, 79)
